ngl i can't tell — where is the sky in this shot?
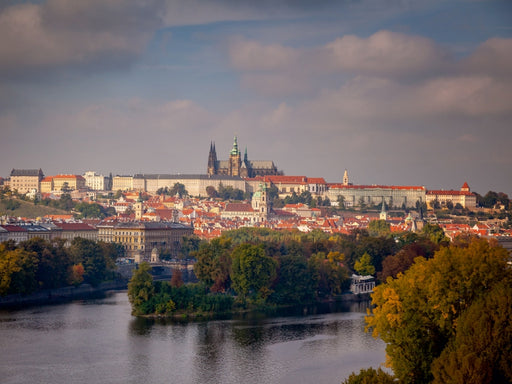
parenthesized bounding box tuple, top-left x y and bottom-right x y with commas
(0, 0, 511, 196)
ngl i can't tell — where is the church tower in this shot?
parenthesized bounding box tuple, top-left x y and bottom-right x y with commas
(228, 136, 241, 176)
(134, 193, 144, 220)
(207, 142, 218, 176)
(343, 169, 349, 185)
(252, 182, 270, 222)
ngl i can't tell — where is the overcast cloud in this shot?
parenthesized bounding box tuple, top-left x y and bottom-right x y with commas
(0, 0, 511, 195)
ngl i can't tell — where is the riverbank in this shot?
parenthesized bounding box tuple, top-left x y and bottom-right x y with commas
(0, 279, 129, 309)
(141, 292, 373, 322)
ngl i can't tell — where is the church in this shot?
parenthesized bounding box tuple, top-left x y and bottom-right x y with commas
(207, 137, 281, 178)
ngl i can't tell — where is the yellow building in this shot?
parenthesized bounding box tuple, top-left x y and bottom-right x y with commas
(9, 169, 44, 194)
(426, 182, 477, 209)
(97, 221, 193, 261)
(112, 176, 134, 191)
(40, 174, 86, 192)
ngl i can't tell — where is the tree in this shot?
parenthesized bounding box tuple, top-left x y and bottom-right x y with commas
(74, 202, 107, 218)
(368, 219, 391, 237)
(421, 223, 449, 245)
(68, 263, 85, 286)
(231, 243, 277, 300)
(308, 251, 350, 297)
(354, 252, 375, 276)
(61, 181, 71, 192)
(127, 262, 155, 315)
(69, 238, 108, 286)
(193, 237, 232, 292)
(205, 186, 217, 198)
(170, 183, 188, 198)
(0, 244, 38, 296)
(170, 268, 184, 288)
(270, 254, 314, 305)
(366, 238, 511, 383)
(341, 367, 396, 384)
(431, 279, 512, 384)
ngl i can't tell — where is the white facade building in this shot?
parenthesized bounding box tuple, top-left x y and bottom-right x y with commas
(83, 171, 110, 191)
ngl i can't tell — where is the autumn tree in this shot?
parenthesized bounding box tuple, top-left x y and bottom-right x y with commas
(308, 251, 350, 297)
(431, 279, 512, 384)
(341, 367, 395, 384)
(354, 252, 375, 276)
(366, 238, 511, 384)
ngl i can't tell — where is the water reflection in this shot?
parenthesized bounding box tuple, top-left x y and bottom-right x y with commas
(0, 292, 385, 384)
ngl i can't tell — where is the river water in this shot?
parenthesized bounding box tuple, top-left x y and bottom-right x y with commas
(0, 291, 387, 384)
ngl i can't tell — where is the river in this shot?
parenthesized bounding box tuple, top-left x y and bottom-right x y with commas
(0, 291, 387, 384)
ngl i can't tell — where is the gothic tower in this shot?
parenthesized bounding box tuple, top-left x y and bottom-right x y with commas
(207, 142, 218, 176)
(228, 136, 241, 177)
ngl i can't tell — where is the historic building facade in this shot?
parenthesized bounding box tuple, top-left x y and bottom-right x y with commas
(207, 137, 281, 178)
(97, 221, 193, 261)
(8, 169, 44, 194)
(425, 182, 477, 209)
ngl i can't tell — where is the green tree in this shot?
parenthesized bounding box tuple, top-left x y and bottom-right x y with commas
(127, 262, 155, 315)
(270, 254, 314, 305)
(421, 223, 449, 245)
(354, 252, 375, 276)
(366, 238, 511, 384)
(69, 238, 108, 286)
(231, 243, 277, 300)
(74, 202, 106, 218)
(193, 237, 232, 292)
(368, 219, 391, 237)
(170, 183, 188, 198)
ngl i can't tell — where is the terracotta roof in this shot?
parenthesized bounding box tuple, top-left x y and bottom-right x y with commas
(427, 190, 474, 196)
(224, 203, 254, 212)
(329, 184, 425, 191)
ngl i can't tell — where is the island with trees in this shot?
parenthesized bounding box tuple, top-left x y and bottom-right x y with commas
(127, 224, 446, 318)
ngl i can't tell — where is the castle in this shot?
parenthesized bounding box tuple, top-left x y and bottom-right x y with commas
(207, 136, 281, 178)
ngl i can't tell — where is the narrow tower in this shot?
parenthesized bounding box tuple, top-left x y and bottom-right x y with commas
(207, 142, 218, 176)
(343, 169, 349, 185)
(229, 136, 241, 176)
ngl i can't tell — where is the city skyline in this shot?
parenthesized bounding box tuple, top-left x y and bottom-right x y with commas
(1, 0, 511, 196)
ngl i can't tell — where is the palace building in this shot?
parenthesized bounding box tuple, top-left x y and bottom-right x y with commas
(207, 137, 281, 178)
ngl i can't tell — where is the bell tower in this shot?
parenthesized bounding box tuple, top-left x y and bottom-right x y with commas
(228, 136, 241, 176)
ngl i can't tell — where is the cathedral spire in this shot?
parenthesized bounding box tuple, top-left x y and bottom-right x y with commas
(230, 136, 239, 155)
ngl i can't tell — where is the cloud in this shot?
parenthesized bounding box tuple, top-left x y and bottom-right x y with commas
(323, 30, 450, 77)
(463, 37, 512, 77)
(229, 38, 300, 71)
(0, 0, 165, 77)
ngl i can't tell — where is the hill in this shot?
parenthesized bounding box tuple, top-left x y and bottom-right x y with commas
(0, 199, 70, 219)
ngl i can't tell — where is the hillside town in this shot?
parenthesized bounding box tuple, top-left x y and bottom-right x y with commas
(1, 138, 511, 263)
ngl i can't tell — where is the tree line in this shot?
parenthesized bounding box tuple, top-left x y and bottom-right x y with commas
(128, 224, 446, 316)
(344, 236, 512, 384)
(0, 237, 124, 296)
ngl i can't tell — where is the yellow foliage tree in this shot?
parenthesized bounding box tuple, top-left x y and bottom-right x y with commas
(366, 238, 511, 384)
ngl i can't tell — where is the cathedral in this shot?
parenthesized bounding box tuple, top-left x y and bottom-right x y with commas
(207, 137, 281, 178)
